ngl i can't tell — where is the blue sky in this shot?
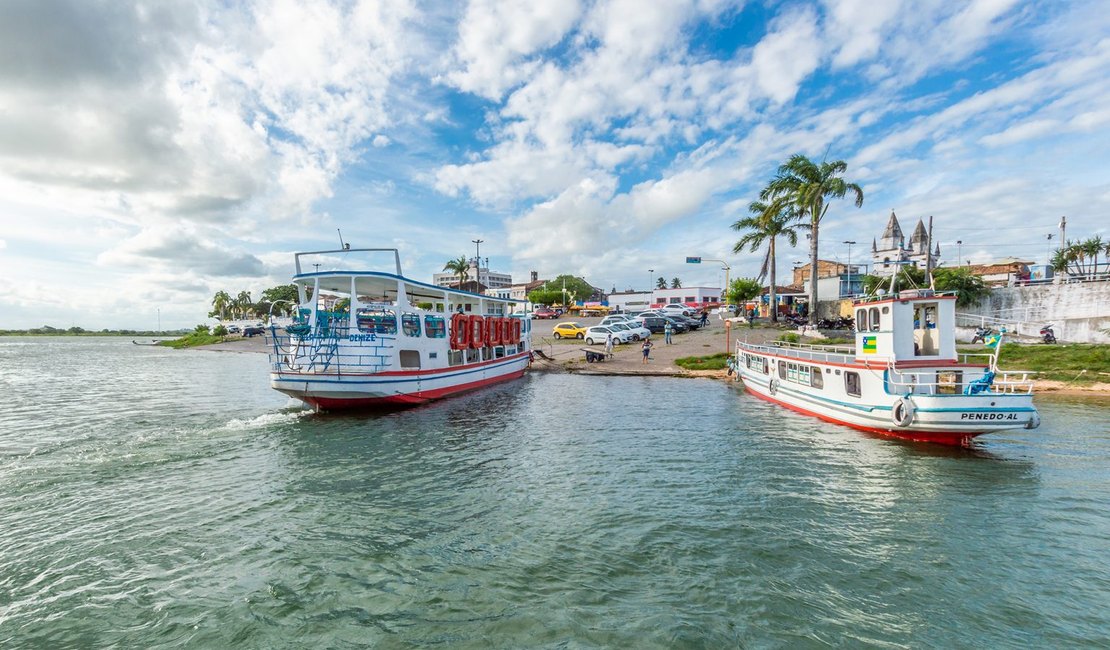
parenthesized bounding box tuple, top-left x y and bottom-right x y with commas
(2, 0, 1108, 329)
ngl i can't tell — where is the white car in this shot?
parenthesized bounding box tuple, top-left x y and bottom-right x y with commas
(609, 321, 650, 341)
(599, 315, 632, 327)
(660, 304, 696, 317)
(584, 325, 633, 345)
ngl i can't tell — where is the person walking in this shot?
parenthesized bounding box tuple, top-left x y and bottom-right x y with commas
(664, 321, 673, 345)
(700, 310, 709, 327)
(604, 332, 614, 358)
(641, 338, 653, 363)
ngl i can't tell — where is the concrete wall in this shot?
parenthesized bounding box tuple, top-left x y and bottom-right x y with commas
(960, 281, 1110, 343)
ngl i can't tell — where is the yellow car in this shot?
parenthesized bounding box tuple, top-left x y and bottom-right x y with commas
(552, 322, 588, 339)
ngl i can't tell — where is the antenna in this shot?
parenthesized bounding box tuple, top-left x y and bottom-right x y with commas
(338, 229, 349, 250)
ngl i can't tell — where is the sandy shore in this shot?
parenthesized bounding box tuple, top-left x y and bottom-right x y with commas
(194, 318, 1110, 398)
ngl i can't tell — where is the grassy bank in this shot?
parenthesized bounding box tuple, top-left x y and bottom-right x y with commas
(992, 343, 1110, 384)
(675, 352, 731, 371)
(159, 332, 231, 349)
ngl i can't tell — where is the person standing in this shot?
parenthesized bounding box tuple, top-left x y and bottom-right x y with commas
(664, 321, 673, 345)
(605, 332, 614, 358)
(700, 311, 709, 327)
(641, 338, 653, 363)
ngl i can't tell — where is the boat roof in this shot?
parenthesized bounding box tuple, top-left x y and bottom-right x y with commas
(295, 270, 516, 305)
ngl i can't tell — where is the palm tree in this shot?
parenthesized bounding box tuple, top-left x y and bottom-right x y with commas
(762, 154, 864, 325)
(210, 290, 232, 320)
(656, 276, 667, 289)
(235, 290, 252, 318)
(1082, 236, 1102, 279)
(731, 197, 801, 322)
(443, 256, 470, 288)
(670, 277, 682, 289)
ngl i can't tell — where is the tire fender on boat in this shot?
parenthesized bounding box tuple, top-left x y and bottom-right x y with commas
(891, 396, 915, 428)
(1025, 411, 1041, 430)
(768, 378, 779, 396)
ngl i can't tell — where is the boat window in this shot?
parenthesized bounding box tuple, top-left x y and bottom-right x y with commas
(845, 371, 861, 397)
(811, 366, 824, 389)
(401, 314, 421, 337)
(778, 362, 787, 379)
(424, 315, 446, 338)
(868, 307, 880, 331)
(356, 308, 397, 334)
(399, 350, 420, 369)
(856, 309, 867, 331)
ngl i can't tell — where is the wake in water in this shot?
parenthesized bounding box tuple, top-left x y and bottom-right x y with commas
(222, 409, 311, 432)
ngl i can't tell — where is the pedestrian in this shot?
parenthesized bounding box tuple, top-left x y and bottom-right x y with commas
(664, 321, 673, 344)
(641, 338, 653, 363)
(605, 332, 614, 357)
(700, 311, 709, 327)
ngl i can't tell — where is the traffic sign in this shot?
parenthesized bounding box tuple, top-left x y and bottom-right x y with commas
(685, 256, 701, 263)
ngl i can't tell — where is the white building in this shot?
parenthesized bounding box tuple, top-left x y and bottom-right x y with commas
(432, 259, 513, 289)
(607, 286, 722, 312)
(872, 211, 940, 277)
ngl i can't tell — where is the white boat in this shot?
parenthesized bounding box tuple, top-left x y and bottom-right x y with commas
(266, 248, 532, 410)
(730, 289, 1040, 445)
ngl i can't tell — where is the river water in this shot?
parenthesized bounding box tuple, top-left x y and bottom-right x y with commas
(1, 337, 1108, 648)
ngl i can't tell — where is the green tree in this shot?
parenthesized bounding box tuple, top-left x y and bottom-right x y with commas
(860, 266, 927, 296)
(210, 290, 232, 320)
(443, 256, 470, 287)
(727, 277, 762, 305)
(670, 277, 682, 289)
(542, 275, 596, 305)
(762, 154, 864, 324)
(527, 289, 562, 306)
(260, 284, 298, 316)
(933, 267, 989, 308)
(731, 197, 801, 322)
(656, 276, 667, 289)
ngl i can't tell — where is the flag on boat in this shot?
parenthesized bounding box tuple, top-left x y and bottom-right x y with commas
(984, 333, 1002, 348)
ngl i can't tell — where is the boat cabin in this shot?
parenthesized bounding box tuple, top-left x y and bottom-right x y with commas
(853, 290, 957, 364)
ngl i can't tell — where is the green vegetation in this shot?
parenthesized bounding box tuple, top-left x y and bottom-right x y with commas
(675, 352, 731, 370)
(990, 343, 1110, 384)
(726, 277, 762, 306)
(528, 275, 599, 306)
(159, 325, 232, 349)
(1052, 236, 1110, 277)
(759, 154, 864, 325)
(860, 267, 988, 308)
(0, 326, 182, 337)
(731, 197, 801, 322)
(210, 284, 299, 321)
(778, 332, 801, 343)
(442, 256, 470, 287)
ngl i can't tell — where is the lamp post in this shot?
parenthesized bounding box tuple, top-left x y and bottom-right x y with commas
(648, 269, 654, 306)
(843, 241, 856, 298)
(685, 257, 730, 305)
(956, 240, 962, 267)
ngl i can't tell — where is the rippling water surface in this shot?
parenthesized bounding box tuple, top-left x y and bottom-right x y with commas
(1, 337, 1108, 648)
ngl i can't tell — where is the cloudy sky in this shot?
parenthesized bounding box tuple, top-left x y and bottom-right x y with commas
(2, 0, 1108, 329)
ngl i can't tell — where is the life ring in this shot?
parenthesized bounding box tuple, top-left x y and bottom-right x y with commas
(502, 318, 512, 344)
(469, 314, 485, 349)
(487, 316, 502, 346)
(891, 396, 915, 428)
(511, 317, 522, 344)
(450, 312, 469, 350)
(768, 378, 779, 396)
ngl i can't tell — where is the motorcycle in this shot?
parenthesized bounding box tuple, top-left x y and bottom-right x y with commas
(1039, 324, 1057, 344)
(971, 326, 992, 344)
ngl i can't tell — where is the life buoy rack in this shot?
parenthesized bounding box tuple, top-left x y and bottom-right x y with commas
(450, 312, 470, 350)
(469, 315, 485, 349)
(511, 317, 522, 344)
(487, 316, 502, 346)
(891, 396, 915, 428)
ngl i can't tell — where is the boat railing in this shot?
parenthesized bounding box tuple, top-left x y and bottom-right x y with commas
(736, 339, 855, 364)
(885, 360, 1036, 396)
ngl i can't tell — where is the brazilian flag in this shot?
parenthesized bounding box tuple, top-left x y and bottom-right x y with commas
(984, 334, 1001, 349)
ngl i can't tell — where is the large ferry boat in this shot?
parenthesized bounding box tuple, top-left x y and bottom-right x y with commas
(266, 248, 531, 410)
(730, 289, 1040, 445)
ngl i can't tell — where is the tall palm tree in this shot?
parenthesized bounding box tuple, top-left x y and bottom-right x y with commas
(731, 197, 801, 322)
(656, 276, 667, 289)
(235, 290, 252, 318)
(1082, 236, 1102, 278)
(211, 290, 232, 320)
(443, 256, 470, 288)
(762, 154, 864, 324)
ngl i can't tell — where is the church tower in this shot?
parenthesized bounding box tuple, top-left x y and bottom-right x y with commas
(872, 212, 940, 277)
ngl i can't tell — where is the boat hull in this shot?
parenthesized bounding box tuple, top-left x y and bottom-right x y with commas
(272, 352, 530, 411)
(736, 359, 1039, 446)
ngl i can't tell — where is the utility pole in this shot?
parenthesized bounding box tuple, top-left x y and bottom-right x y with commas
(925, 215, 934, 287)
(843, 241, 856, 298)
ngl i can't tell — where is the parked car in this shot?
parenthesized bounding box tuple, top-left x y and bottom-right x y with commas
(610, 321, 650, 341)
(584, 326, 632, 345)
(533, 307, 557, 319)
(660, 304, 696, 317)
(661, 316, 688, 333)
(225, 324, 241, 334)
(633, 316, 669, 333)
(599, 315, 632, 327)
(243, 325, 265, 337)
(552, 322, 588, 339)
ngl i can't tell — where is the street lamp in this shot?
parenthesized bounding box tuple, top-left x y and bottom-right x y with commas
(648, 269, 654, 304)
(956, 240, 962, 267)
(843, 241, 856, 298)
(685, 256, 730, 304)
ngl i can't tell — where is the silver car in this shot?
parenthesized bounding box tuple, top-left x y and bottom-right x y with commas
(584, 325, 633, 345)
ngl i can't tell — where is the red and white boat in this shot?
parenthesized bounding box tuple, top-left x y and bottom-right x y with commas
(730, 289, 1040, 445)
(267, 248, 531, 411)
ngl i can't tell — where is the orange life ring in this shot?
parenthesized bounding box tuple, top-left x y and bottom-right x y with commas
(469, 314, 485, 349)
(450, 312, 469, 350)
(511, 317, 522, 344)
(487, 316, 502, 346)
(502, 318, 512, 344)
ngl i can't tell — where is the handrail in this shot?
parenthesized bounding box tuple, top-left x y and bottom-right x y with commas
(737, 340, 855, 364)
